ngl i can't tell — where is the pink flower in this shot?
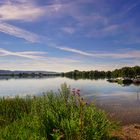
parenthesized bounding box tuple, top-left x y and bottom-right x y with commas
(76, 89, 80, 95)
(77, 89, 80, 92)
(72, 88, 76, 96)
(77, 92, 80, 96)
(72, 88, 75, 92)
(72, 88, 81, 96)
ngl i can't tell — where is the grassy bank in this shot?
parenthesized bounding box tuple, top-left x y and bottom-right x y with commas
(0, 83, 116, 140)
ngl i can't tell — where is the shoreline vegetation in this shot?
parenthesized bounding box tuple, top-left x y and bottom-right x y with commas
(0, 66, 140, 87)
(62, 66, 140, 86)
(0, 83, 118, 140)
(0, 66, 140, 79)
(62, 66, 140, 80)
(1, 66, 140, 87)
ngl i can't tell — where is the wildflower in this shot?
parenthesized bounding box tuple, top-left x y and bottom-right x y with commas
(76, 89, 80, 96)
(72, 88, 75, 93)
(72, 88, 76, 96)
(77, 89, 80, 92)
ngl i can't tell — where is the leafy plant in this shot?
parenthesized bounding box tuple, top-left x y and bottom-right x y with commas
(0, 83, 116, 140)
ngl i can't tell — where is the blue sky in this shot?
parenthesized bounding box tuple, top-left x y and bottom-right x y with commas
(0, 0, 140, 72)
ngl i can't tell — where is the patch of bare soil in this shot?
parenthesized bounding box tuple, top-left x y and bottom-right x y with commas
(112, 124, 140, 140)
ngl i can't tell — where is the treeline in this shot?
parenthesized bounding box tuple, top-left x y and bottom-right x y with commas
(62, 66, 140, 79)
(0, 73, 60, 77)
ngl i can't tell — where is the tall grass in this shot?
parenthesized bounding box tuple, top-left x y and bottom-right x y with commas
(0, 83, 116, 140)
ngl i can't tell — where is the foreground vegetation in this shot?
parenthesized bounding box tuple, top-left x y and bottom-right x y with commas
(0, 84, 116, 140)
(62, 66, 140, 79)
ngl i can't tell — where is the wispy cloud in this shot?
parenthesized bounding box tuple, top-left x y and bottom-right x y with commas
(61, 27, 75, 34)
(0, 1, 64, 42)
(0, 1, 45, 21)
(0, 22, 40, 42)
(0, 0, 139, 72)
(86, 23, 122, 39)
(0, 1, 43, 43)
(103, 24, 120, 32)
(0, 48, 80, 67)
(0, 55, 81, 72)
(122, 1, 140, 16)
(0, 58, 139, 72)
(56, 46, 140, 59)
(95, 50, 140, 59)
(0, 48, 46, 59)
(0, 1, 65, 22)
(0, 59, 75, 72)
(56, 46, 94, 56)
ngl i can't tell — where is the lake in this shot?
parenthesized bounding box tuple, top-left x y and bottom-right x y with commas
(0, 76, 140, 124)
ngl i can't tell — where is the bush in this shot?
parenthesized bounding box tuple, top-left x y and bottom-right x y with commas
(0, 83, 115, 140)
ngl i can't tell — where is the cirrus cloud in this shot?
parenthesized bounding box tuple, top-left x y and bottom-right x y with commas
(0, 22, 40, 42)
(0, 1, 45, 22)
(56, 46, 140, 59)
(0, 48, 46, 59)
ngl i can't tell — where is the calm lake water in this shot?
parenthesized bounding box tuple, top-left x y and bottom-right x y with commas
(0, 77, 140, 124)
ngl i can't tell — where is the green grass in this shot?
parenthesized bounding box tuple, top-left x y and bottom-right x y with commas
(0, 83, 116, 140)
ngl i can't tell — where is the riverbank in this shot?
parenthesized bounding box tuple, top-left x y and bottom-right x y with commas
(97, 99, 140, 140)
(112, 124, 140, 140)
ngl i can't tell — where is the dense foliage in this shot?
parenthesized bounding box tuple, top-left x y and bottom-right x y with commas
(0, 84, 115, 140)
(62, 66, 140, 79)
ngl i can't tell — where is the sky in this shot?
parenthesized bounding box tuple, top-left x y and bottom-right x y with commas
(0, 0, 140, 72)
